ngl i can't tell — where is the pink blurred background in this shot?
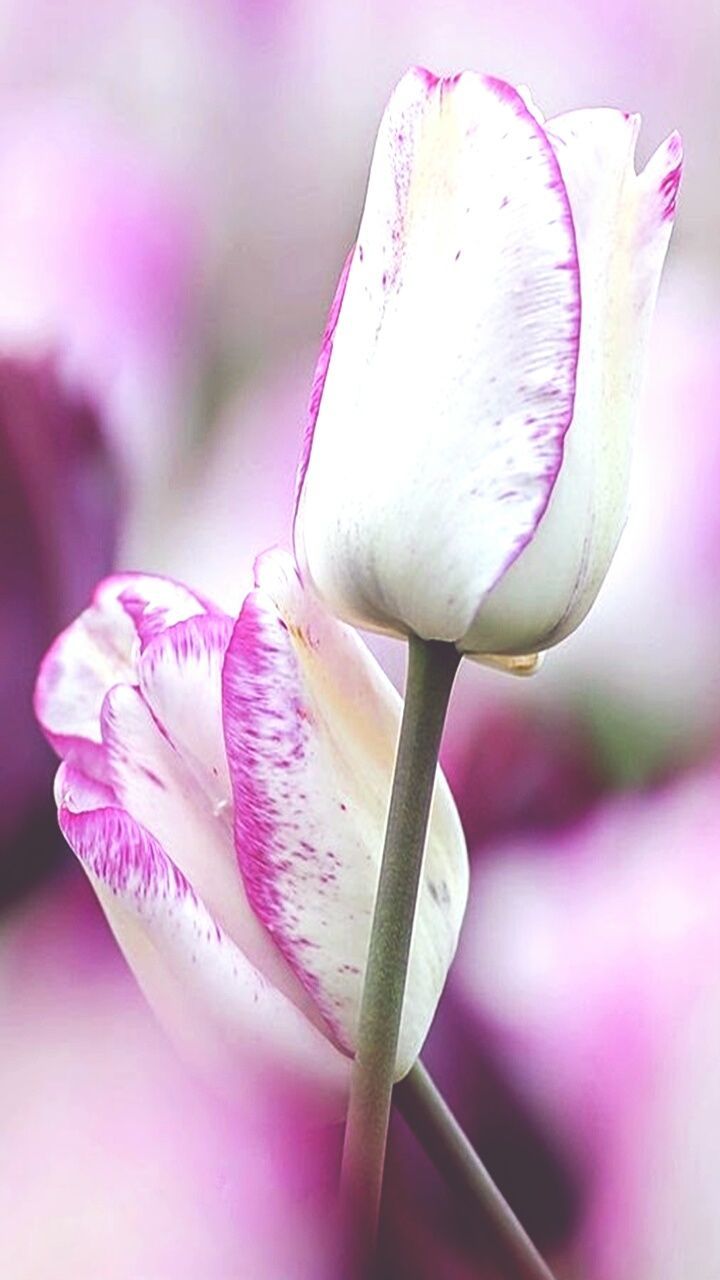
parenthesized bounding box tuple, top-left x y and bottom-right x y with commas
(1, 2, 718, 1276)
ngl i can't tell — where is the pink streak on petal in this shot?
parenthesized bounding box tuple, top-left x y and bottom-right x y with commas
(480, 72, 581, 563)
(116, 575, 218, 650)
(57, 760, 195, 906)
(655, 131, 683, 221)
(293, 245, 354, 529)
(222, 588, 314, 982)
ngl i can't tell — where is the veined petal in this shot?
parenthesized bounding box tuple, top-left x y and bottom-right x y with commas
(102, 626, 324, 1032)
(222, 549, 468, 1077)
(34, 572, 213, 761)
(295, 66, 579, 643)
(464, 110, 682, 654)
(56, 761, 346, 1106)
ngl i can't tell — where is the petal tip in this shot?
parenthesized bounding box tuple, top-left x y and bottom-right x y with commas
(639, 127, 683, 213)
(515, 83, 546, 125)
(657, 130, 683, 221)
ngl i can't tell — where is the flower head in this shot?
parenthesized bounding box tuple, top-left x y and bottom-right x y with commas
(294, 68, 682, 662)
(34, 550, 467, 1098)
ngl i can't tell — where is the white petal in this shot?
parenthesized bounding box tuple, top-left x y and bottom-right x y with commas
(138, 614, 235, 806)
(222, 549, 468, 1077)
(34, 572, 212, 761)
(56, 761, 347, 1108)
(295, 67, 580, 643)
(101, 622, 324, 1033)
(464, 111, 682, 654)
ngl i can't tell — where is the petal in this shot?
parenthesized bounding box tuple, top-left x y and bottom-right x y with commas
(222, 549, 468, 1077)
(56, 760, 346, 1107)
(464, 111, 682, 654)
(295, 66, 579, 643)
(114, 574, 219, 650)
(138, 613, 235, 803)
(293, 246, 354, 527)
(102, 620, 323, 1032)
(34, 572, 213, 763)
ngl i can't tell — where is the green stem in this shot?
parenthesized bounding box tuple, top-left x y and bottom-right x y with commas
(340, 634, 461, 1272)
(396, 1062, 559, 1280)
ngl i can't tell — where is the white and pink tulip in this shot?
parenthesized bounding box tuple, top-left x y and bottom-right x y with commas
(294, 68, 682, 660)
(34, 550, 467, 1103)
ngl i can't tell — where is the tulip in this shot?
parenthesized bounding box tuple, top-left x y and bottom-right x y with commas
(34, 549, 467, 1097)
(294, 67, 682, 659)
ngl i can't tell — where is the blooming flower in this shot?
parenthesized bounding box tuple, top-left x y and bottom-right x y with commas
(34, 549, 467, 1098)
(294, 67, 682, 660)
(0, 357, 117, 866)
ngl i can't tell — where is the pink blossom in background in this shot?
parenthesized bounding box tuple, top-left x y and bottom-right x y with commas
(0, 103, 202, 499)
(456, 761, 720, 1277)
(0, 0, 711, 369)
(441, 696, 606, 855)
(0, 358, 117, 881)
(0, 868, 339, 1280)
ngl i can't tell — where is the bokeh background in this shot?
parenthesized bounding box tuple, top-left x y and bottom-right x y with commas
(1, 2, 718, 1277)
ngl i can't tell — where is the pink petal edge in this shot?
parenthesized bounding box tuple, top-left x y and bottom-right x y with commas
(293, 245, 355, 535)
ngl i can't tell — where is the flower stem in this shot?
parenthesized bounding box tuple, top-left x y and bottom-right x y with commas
(340, 634, 461, 1272)
(396, 1061, 559, 1280)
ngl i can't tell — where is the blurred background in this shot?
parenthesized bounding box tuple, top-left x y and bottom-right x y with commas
(1, 1, 718, 1276)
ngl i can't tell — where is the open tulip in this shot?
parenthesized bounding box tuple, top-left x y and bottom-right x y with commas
(34, 549, 467, 1100)
(294, 67, 682, 660)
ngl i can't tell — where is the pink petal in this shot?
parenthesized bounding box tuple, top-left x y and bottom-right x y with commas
(55, 760, 346, 1105)
(222, 549, 468, 1076)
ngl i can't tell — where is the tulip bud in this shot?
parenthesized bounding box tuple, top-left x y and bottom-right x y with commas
(294, 68, 682, 662)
